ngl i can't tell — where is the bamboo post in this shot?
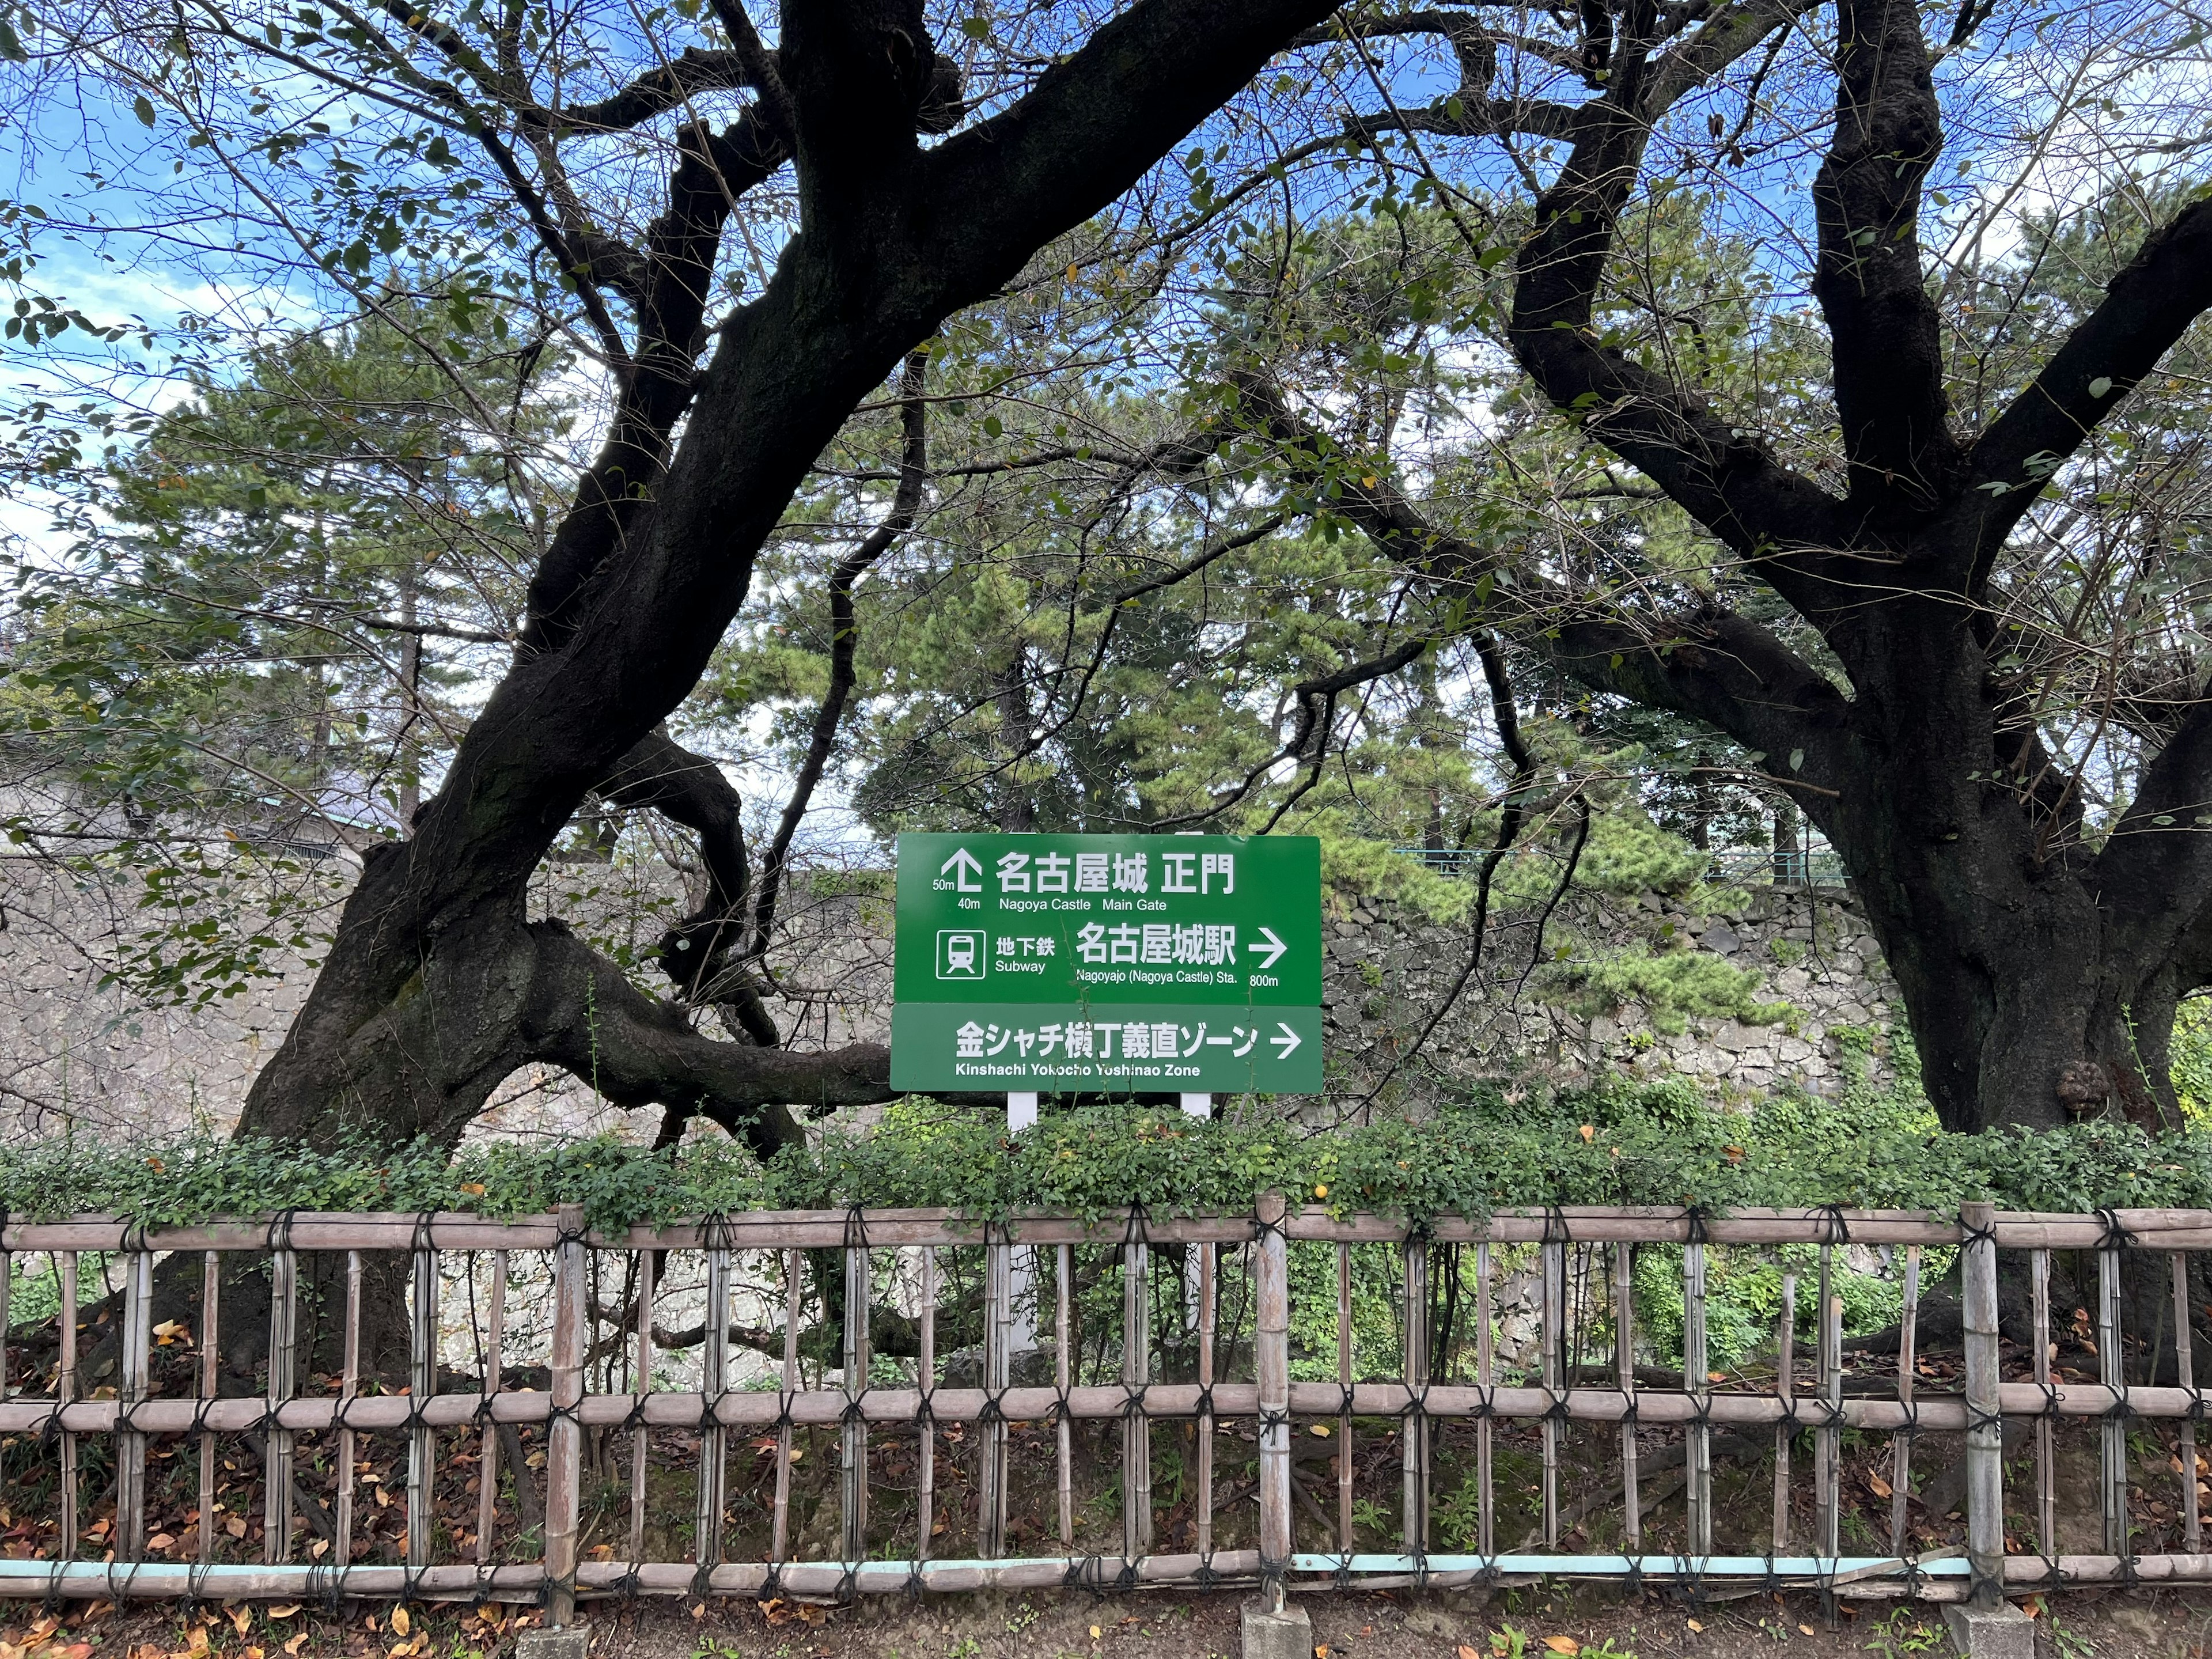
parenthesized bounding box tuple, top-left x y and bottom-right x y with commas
(1336, 1243, 1354, 1553)
(981, 1238, 1012, 1559)
(116, 1245, 151, 1561)
(479, 1249, 509, 1569)
(2175, 1252, 2201, 1553)
(59, 1252, 77, 1558)
(921, 1248, 940, 1558)
(2030, 1248, 2053, 1560)
(1613, 1242, 1638, 1552)
(771, 1248, 800, 1562)
(1403, 1236, 1429, 1556)
(1893, 1246, 1922, 1555)
(543, 1203, 585, 1630)
(407, 1237, 439, 1571)
(266, 1240, 297, 1564)
(624, 1247, 650, 1571)
(696, 1236, 732, 1578)
(1123, 1232, 1153, 1560)
(2099, 1240, 2127, 1556)
(1196, 1241, 1215, 1559)
(335, 1251, 360, 1570)
(198, 1252, 221, 1566)
(1476, 1240, 1494, 1558)
(1050, 1244, 1068, 1550)
(1255, 1193, 1290, 1614)
(1961, 1199, 2004, 1607)
(1817, 1244, 1841, 1559)
(841, 1232, 871, 1563)
(1540, 1238, 1563, 1547)
(1774, 1269, 1795, 1551)
(0, 1242, 9, 1404)
(1684, 1240, 1710, 1558)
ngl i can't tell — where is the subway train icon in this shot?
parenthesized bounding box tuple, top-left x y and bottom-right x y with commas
(937, 929, 987, 979)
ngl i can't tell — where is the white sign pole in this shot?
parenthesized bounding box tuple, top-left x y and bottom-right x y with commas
(1178, 1092, 1211, 1119)
(1007, 1091, 1039, 1132)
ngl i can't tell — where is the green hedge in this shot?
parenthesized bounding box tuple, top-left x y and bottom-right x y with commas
(2, 1080, 2209, 1234)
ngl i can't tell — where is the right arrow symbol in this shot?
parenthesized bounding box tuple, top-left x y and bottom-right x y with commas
(1251, 926, 1288, 970)
(1270, 1022, 1302, 1058)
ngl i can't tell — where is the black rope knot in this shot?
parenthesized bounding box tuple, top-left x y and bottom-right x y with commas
(1813, 1203, 1851, 1246)
(2096, 1207, 2136, 1252)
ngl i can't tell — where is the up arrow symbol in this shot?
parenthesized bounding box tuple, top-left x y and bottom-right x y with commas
(940, 846, 982, 891)
(1251, 926, 1289, 971)
(1269, 1022, 1302, 1059)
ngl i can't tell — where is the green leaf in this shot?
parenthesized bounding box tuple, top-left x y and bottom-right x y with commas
(133, 94, 157, 126)
(2087, 376, 2113, 398)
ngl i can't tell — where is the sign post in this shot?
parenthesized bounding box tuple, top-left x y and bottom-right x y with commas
(891, 832, 1325, 1111)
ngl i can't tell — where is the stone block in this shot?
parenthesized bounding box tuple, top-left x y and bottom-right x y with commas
(516, 1623, 592, 1659)
(1941, 1602, 2034, 1659)
(1241, 1596, 1313, 1659)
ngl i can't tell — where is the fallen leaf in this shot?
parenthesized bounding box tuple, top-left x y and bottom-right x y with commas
(265, 1608, 298, 1621)
(1579, 1125, 1595, 1143)
(1543, 1639, 1581, 1656)
(1459, 1647, 1481, 1659)
(1309, 1424, 1331, 1438)
(1686, 1618, 1705, 1632)
(224, 1516, 247, 1540)
(1800, 1626, 1816, 1637)
(1090, 1626, 1103, 1639)
(284, 1639, 308, 1658)
(147, 1534, 175, 1552)
(229, 1605, 253, 1636)
(390, 1607, 409, 1638)
(1867, 1472, 1893, 1498)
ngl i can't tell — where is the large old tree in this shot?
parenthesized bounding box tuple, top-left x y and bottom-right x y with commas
(42, 0, 1356, 1157)
(1215, 0, 2212, 1134)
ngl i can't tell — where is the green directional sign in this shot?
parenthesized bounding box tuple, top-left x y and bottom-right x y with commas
(890, 832, 1324, 1093)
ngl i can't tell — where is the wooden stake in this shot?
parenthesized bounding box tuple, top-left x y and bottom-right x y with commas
(266, 1241, 296, 1565)
(1774, 1270, 1795, 1552)
(116, 1247, 151, 1561)
(1336, 1243, 1354, 1554)
(407, 1238, 438, 1571)
(1476, 1241, 1494, 1558)
(2100, 1243, 2127, 1556)
(1052, 1244, 1071, 1550)
(921, 1248, 940, 1559)
(1615, 1243, 1638, 1552)
(1684, 1241, 1710, 1558)
(1196, 1241, 1215, 1559)
(1961, 1200, 2003, 1605)
(771, 1248, 800, 1562)
(982, 1241, 1012, 1559)
(59, 1252, 77, 1559)
(2030, 1248, 2052, 1560)
(480, 1249, 508, 1570)
(841, 1233, 871, 1563)
(1895, 1246, 1922, 1555)
(1123, 1235, 1153, 1560)
(1817, 1244, 1840, 1559)
(1540, 1238, 1562, 1547)
(1254, 1194, 1290, 1613)
(696, 1238, 732, 1576)
(199, 1251, 221, 1567)
(543, 1204, 586, 1629)
(2176, 1252, 2200, 1554)
(335, 1251, 359, 1571)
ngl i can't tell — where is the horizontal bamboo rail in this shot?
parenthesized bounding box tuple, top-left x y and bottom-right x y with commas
(1, 1199, 2206, 1617)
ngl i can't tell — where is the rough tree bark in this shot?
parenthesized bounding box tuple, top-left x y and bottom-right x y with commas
(228, 0, 1342, 1160)
(1236, 0, 2212, 1134)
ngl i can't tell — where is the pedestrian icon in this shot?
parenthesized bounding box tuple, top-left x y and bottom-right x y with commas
(937, 929, 987, 979)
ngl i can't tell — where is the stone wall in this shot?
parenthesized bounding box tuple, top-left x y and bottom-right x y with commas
(0, 842, 1904, 1143)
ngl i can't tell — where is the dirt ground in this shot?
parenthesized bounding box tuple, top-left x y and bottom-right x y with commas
(13, 1585, 2212, 1659)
